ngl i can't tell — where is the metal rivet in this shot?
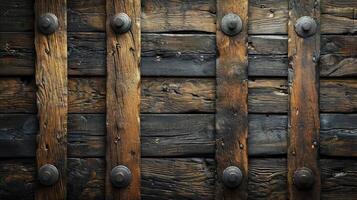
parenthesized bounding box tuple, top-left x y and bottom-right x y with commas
(295, 16, 317, 38)
(110, 13, 132, 34)
(221, 13, 243, 36)
(38, 164, 59, 186)
(293, 167, 315, 190)
(38, 13, 59, 35)
(222, 166, 243, 188)
(111, 165, 132, 188)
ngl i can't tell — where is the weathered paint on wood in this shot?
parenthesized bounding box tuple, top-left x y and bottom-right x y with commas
(216, 0, 249, 199)
(288, 0, 321, 199)
(105, 0, 141, 199)
(34, 0, 67, 199)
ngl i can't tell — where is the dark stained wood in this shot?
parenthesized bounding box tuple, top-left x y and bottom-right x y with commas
(0, 113, 356, 158)
(288, 0, 321, 199)
(216, 0, 249, 199)
(2, 32, 355, 77)
(0, 77, 355, 113)
(34, 0, 68, 199)
(3, 0, 355, 34)
(105, 0, 141, 199)
(1, 158, 357, 200)
(320, 114, 357, 157)
(320, 79, 357, 113)
(0, 0, 34, 32)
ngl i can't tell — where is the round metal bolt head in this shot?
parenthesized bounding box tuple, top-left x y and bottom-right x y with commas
(293, 168, 315, 190)
(222, 166, 243, 188)
(295, 16, 317, 38)
(38, 13, 59, 35)
(221, 13, 243, 36)
(110, 13, 132, 34)
(111, 165, 132, 188)
(38, 164, 59, 186)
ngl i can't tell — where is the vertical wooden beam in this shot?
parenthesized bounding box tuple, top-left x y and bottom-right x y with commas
(35, 0, 67, 199)
(216, 0, 249, 199)
(288, 0, 321, 199)
(105, 0, 141, 199)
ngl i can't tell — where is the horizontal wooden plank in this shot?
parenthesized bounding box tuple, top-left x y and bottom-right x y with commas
(1, 33, 356, 77)
(0, 77, 355, 113)
(141, 0, 216, 33)
(0, 113, 355, 158)
(0, 158, 356, 199)
(2, 0, 355, 34)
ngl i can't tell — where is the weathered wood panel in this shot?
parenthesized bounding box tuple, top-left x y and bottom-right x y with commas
(34, 0, 68, 199)
(105, 0, 141, 198)
(0, 78, 355, 113)
(0, 0, 34, 32)
(216, 0, 249, 198)
(1, 33, 355, 77)
(0, 158, 356, 200)
(2, 0, 355, 34)
(0, 113, 355, 158)
(141, 0, 216, 33)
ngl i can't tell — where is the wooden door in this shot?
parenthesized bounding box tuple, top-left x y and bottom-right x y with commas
(0, 0, 356, 199)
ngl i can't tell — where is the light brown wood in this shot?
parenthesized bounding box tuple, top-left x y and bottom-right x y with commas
(216, 0, 249, 199)
(288, 0, 321, 199)
(34, 0, 67, 199)
(105, 0, 141, 199)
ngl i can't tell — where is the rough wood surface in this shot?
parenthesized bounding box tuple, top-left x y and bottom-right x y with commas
(105, 0, 141, 199)
(2, 0, 355, 34)
(288, 0, 321, 199)
(216, 0, 249, 199)
(0, 77, 355, 113)
(1, 33, 355, 77)
(34, 0, 68, 199)
(0, 158, 356, 200)
(0, 113, 356, 158)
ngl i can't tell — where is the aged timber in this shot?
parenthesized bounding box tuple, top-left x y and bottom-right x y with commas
(105, 0, 141, 199)
(288, 0, 321, 199)
(34, 0, 68, 199)
(216, 0, 249, 199)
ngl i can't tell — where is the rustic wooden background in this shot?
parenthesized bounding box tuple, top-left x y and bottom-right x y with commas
(0, 0, 356, 199)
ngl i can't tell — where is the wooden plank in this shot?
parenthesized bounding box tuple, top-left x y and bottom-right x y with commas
(141, 0, 216, 33)
(105, 0, 141, 199)
(0, 0, 34, 32)
(2, 0, 356, 34)
(0, 77, 356, 114)
(1, 158, 357, 200)
(0, 113, 356, 158)
(34, 0, 67, 199)
(216, 0, 249, 199)
(288, 0, 321, 199)
(1, 33, 356, 77)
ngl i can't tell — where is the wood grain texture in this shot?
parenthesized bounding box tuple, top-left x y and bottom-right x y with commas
(288, 0, 321, 199)
(1, 0, 355, 34)
(105, 0, 141, 199)
(1, 33, 356, 77)
(0, 77, 355, 114)
(216, 0, 249, 199)
(34, 0, 67, 199)
(1, 158, 357, 200)
(0, 113, 356, 158)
